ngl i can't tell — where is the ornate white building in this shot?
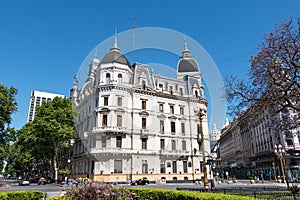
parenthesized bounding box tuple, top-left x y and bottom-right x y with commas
(70, 36, 210, 182)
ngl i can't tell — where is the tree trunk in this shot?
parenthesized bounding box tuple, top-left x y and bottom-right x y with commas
(54, 159, 58, 183)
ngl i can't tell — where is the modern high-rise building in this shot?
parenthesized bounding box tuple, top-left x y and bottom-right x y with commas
(70, 36, 210, 183)
(27, 90, 65, 122)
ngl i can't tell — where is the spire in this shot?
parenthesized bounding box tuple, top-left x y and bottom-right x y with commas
(184, 35, 188, 51)
(181, 36, 192, 58)
(110, 26, 120, 52)
(73, 75, 78, 86)
(114, 25, 118, 48)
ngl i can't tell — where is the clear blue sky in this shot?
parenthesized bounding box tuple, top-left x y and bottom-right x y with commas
(0, 0, 299, 130)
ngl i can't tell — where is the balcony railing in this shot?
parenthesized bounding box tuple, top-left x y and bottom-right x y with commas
(92, 126, 128, 134)
(89, 148, 157, 155)
(159, 149, 190, 156)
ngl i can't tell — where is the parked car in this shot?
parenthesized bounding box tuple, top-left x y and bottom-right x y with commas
(29, 176, 39, 183)
(38, 177, 47, 185)
(19, 179, 30, 186)
(81, 177, 91, 183)
(131, 177, 150, 186)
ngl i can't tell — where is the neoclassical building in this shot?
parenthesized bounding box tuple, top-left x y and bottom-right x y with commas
(70, 36, 210, 182)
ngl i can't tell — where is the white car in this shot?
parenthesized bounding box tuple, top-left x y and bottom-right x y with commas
(19, 179, 30, 186)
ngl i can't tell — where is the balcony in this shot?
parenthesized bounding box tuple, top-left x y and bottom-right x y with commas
(159, 149, 190, 156)
(89, 148, 156, 155)
(90, 147, 134, 154)
(140, 129, 150, 134)
(92, 126, 128, 134)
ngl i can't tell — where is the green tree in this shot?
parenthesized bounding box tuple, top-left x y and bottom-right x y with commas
(13, 97, 77, 180)
(0, 84, 17, 172)
(33, 97, 76, 180)
(225, 17, 300, 129)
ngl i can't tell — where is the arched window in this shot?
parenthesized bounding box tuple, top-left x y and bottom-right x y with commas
(118, 74, 122, 84)
(142, 80, 146, 90)
(106, 73, 110, 84)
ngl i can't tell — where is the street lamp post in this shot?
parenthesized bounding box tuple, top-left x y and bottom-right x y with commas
(197, 108, 209, 191)
(274, 144, 289, 188)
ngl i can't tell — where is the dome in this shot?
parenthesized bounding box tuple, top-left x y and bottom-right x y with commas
(177, 40, 199, 73)
(100, 34, 131, 67)
(178, 58, 199, 72)
(101, 50, 130, 66)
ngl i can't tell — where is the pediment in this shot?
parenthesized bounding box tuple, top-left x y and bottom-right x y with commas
(157, 114, 167, 119)
(139, 111, 149, 117)
(168, 115, 177, 120)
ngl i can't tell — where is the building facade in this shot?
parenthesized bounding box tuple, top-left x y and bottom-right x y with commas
(70, 36, 210, 182)
(219, 107, 300, 180)
(27, 90, 65, 122)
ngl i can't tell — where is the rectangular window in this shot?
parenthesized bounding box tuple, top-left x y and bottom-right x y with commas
(171, 140, 176, 150)
(142, 118, 146, 129)
(159, 103, 164, 112)
(142, 138, 147, 150)
(114, 160, 122, 174)
(160, 161, 166, 173)
(142, 100, 146, 110)
(171, 122, 176, 134)
(182, 140, 186, 151)
(142, 160, 148, 174)
(102, 136, 106, 148)
(160, 120, 164, 133)
(172, 161, 177, 173)
(170, 105, 174, 114)
(183, 161, 188, 173)
(116, 136, 122, 148)
(104, 96, 108, 106)
(179, 88, 183, 96)
(160, 139, 165, 150)
(102, 115, 107, 126)
(117, 115, 122, 127)
(117, 97, 122, 106)
(181, 123, 185, 135)
(180, 107, 184, 115)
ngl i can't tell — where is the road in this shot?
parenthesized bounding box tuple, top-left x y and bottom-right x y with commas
(0, 180, 63, 199)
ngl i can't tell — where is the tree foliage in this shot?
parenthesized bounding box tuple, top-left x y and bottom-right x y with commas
(0, 84, 17, 171)
(225, 17, 300, 129)
(7, 97, 77, 178)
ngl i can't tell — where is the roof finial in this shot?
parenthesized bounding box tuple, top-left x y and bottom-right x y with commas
(114, 25, 118, 48)
(184, 35, 188, 50)
(73, 75, 78, 85)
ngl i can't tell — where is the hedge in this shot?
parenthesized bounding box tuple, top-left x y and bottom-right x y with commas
(0, 190, 44, 200)
(48, 188, 256, 200)
(128, 188, 256, 200)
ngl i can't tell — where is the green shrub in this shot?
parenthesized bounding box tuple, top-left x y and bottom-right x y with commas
(129, 188, 256, 200)
(0, 190, 44, 200)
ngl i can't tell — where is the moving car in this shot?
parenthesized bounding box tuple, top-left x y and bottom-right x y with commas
(19, 179, 30, 186)
(131, 177, 150, 186)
